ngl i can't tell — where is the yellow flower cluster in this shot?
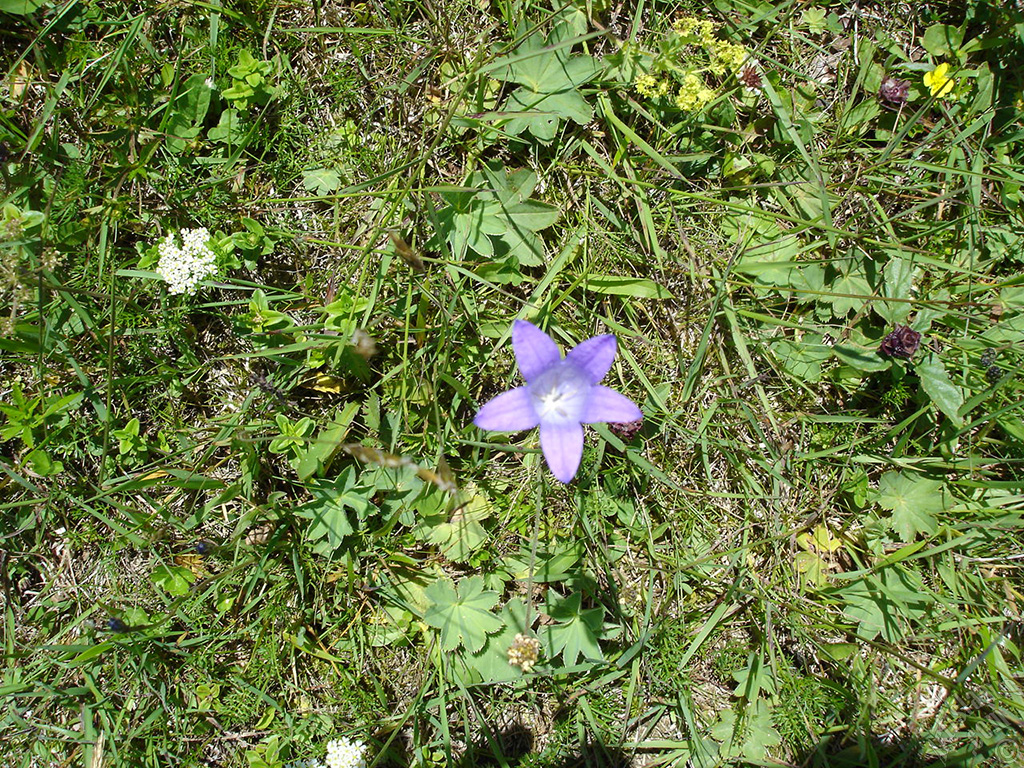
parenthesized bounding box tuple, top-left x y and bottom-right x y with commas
(631, 14, 744, 111)
(673, 16, 716, 44)
(675, 73, 716, 111)
(708, 39, 749, 76)
(634, 73, 671, 98)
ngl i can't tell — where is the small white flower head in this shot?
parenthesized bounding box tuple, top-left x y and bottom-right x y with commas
(155, 227, 218, 295)
(325, 737, 367, 768)
(507, 632, 541, 672)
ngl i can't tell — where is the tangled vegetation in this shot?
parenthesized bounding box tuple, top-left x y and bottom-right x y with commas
(1, 1, 1022, 766)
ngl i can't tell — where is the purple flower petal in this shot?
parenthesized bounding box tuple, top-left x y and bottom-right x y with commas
(581, 385, 643, 424)
(565, 334, 616, 384)
(474, 387, 539, 432)
(512, 320, 561, 382)
(539, 421, 584, 483)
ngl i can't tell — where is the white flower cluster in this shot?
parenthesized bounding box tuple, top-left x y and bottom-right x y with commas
(325, 737, 367, 768)
(155, 227, 217, 295)
(284, 737, 367, 768)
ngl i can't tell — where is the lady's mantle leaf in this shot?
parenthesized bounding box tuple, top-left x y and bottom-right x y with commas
(423, 576, 504, 653)
(875, 471, 944, 539)
(467, 598, 531, 682)
(302, 168, 342, 196)
(297, 467, 376, 551)
(152, 564, 196, 597)
(542, 592, 603, 664)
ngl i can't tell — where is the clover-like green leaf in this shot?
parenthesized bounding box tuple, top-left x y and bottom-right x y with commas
(152, 564, 196, 597)
(208, 109, 245, 145)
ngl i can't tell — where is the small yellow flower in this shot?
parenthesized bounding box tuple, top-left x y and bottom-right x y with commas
(673, 16, 700, 38)
(707, 39, 749, 76)
(634, 73, 659, 97)
(674, 73, 715, 111)
(697, 19, 717, 44)
(923, 63, 954, 98)
(673, 16, 716, 43)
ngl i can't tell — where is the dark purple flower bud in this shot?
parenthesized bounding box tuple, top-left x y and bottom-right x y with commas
(986, 365, 1003, 384)
(880, 325, 922, 359)
(608, 418, 644, 442)
(879, 76, 910, 106)
(106, 617, 128, 632)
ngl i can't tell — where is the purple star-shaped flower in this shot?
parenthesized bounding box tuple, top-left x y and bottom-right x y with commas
(473, 320, 643, 483)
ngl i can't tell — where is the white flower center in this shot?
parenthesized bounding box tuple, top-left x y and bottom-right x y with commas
(528, 362, 589, 425)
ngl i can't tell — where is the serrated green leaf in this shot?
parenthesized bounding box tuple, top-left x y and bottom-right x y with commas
(298, 467, 376, 549)
(794, 551, 828, 589)
(426, 493, 490, 562)
(502, 199, 561, 231)
(772, 336, 832, 383)
(836, 577, 901, 641)
(495, 227, 545, 266)
(824, 260, 873, 316)
(208, 109, 244, 145)
(542, 592, 603, 665)
(821, 642, 859, 660)
(742, 699, 782, 760)
(423, 576, 504, 653)
(876, 471, 944, 539)
(430, 163, 558, 264)
(732, 651, 775, 699)
(466, 598, 531, 682)
(504, 88, 593, 141)
(493, 39, 598, 92)
(734, 234, 802, 284)
(302, 168, 342, 196)
(152, 564, 196, 597)
(916, 356, 965, 426)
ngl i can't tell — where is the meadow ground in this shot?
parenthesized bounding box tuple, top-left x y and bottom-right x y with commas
(1, 0, 1023, 766)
